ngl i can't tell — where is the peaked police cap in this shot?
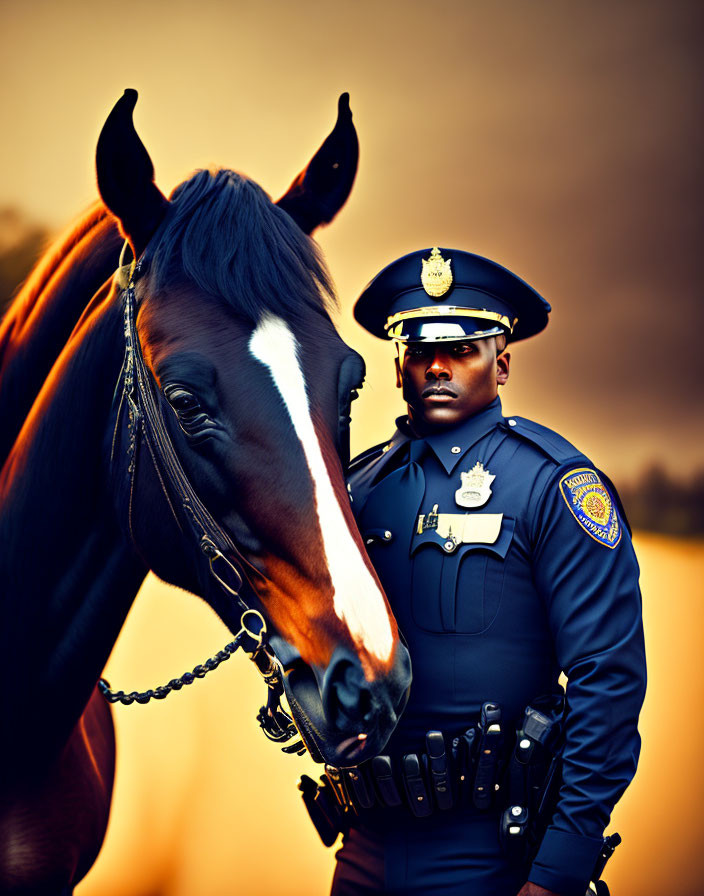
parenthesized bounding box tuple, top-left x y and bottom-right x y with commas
(354, 248, 551, 343)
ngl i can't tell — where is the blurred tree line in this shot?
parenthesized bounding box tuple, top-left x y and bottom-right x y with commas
(1, 207, 702, 537)
(618, 467, 704, 539)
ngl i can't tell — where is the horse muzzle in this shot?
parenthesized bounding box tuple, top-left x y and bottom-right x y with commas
(275, 640, 412, 767)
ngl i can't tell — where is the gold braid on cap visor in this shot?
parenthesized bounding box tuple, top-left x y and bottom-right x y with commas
(385, 307, 517, 341)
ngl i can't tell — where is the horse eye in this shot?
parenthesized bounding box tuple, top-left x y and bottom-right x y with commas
(164, 386, 200, 415)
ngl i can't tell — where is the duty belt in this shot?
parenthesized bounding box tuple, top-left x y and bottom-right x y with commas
(302, 697, 564, 826)
(322, 701, 511, 819)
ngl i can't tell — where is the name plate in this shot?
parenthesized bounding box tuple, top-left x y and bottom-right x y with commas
(417, 506, 503, 545)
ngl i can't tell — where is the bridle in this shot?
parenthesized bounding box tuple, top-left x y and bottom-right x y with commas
(99, 246, 306, 756)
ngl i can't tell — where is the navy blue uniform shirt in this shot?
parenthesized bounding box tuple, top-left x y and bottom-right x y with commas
(347, 396, 647, 896)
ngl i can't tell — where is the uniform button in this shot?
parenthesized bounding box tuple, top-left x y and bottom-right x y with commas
(451, 446, 461, 454)
(382, 445, 391, 453)
(511, 805, 523, 817)
(519, 738, 531, 750)
(444, 540, 455, 551)
(508, 419, 517, 427)
(384, 530, 392, 540)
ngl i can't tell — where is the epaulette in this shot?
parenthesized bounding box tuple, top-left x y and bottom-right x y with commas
(500, 416, 587, 466)
(502, 416, 632, 535)
(348, 440, 392, 474)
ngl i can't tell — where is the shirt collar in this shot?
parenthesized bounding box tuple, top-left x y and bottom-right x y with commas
(394, 395, 504, 474)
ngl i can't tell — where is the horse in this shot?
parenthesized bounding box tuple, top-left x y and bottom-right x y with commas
(0, 89, 411, 894)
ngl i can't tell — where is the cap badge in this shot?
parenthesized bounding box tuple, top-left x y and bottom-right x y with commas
(455, 461, 495, 509)
(421, 247, 453, 298)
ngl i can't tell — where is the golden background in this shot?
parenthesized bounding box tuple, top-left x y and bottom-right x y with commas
(1, 1, 702, 893)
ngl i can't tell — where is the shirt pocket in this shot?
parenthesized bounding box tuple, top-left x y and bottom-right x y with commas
(410, 517, 515, 634)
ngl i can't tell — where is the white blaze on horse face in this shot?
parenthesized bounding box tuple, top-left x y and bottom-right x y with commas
(249, 312, 393, 664)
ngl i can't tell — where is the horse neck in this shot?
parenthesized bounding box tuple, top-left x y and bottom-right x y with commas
(0, 281, 146, 777)
(0, 203, 122, 466)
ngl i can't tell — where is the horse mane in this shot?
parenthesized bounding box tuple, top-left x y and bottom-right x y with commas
(146, 168, 337, 323)
(0, 202, 123, 466)
(0, 202, 116, 346)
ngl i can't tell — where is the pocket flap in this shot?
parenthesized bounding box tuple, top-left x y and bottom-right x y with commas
(413, 515, 514, 556)
(362, 527, 394, 546)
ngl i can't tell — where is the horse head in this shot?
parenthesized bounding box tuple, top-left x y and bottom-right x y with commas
(98, 90, 411, 766)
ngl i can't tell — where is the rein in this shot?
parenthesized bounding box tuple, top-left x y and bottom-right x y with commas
(99, 252, 305, 756)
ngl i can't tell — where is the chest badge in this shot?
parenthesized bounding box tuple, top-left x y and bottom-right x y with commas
(455, 461, 495, 509)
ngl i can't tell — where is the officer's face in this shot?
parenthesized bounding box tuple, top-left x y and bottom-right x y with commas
(396, 337, 510, 433)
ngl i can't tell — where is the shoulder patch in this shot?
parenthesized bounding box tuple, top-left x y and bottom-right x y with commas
(559, 468, 621, 549)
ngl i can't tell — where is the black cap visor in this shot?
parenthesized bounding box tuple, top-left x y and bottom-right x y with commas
(386, 311, 510, 342)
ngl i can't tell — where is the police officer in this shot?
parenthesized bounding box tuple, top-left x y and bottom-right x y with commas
(327, 248, 646, 896)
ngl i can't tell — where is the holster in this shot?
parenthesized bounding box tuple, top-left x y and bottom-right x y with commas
(585, 834, 621, 895)
(498, 693, 621, 896)
(298, 774, 347, 847)
(499, 693, 566, 864)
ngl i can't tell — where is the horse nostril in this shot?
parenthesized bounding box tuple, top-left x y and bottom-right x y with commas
(323, 648, 376, 732)
(358, 685, 373, 725)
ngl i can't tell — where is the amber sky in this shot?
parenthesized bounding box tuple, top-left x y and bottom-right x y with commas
(2, 5, 702, 895)
(1, 0, 702, 478)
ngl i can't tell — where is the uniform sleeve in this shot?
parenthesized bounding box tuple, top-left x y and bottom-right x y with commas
(526, 466, 647, 896)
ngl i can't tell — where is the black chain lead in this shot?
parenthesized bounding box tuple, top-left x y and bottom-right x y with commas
(98, 632, 245, 706)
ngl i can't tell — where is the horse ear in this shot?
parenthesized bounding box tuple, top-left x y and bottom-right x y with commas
(96, 89, 170, 259)
(276, 93, 359, 235)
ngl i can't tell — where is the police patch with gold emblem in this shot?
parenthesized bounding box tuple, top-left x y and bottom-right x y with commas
(559, 468, 621, 549)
